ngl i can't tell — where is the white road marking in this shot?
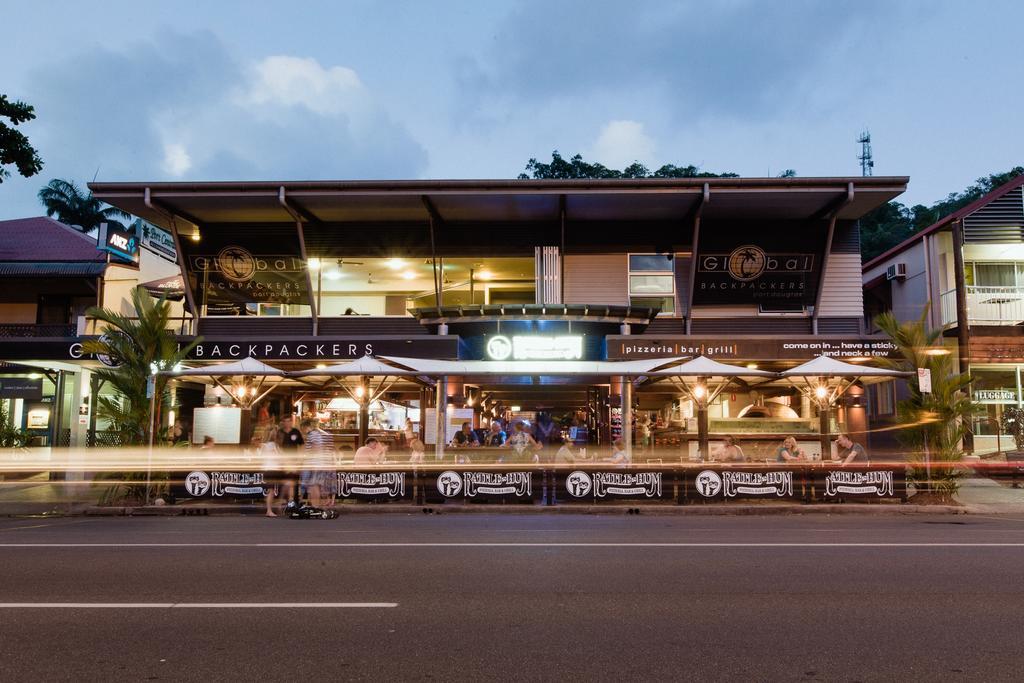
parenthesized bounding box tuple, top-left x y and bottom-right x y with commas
(1, 542, 1024, 548)
(0, 603, 397, 608)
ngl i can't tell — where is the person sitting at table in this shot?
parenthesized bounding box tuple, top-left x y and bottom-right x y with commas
(504, 421, 540, 461)
(835, 433, 869, 465)
(452, 422, 480, 448)
(353, 437, 386, 466)
(775, 436, 806, 463)
(711, 435, 745, 463)
(484, 420, 507, 446)
(554, 436, 576, 464)
(605, 438, 630, 465)
(408, 438, 425, 464)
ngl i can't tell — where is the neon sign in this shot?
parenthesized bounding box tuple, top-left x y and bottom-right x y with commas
(486, 335, 583, 361)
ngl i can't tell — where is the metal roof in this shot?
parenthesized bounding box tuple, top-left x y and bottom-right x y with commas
(0, 262, 107, 277)
(89, 177, 907, 231)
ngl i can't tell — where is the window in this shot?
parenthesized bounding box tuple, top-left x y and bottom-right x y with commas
(629, 254, 674, 314)
(964, 261, 1024, 288)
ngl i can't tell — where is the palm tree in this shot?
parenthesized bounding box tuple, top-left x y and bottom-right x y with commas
(874, 307, 977, 503)
(82, 287, 200, 445)
(37, 178, 132, 233)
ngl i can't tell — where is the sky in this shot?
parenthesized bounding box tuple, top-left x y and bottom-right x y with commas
(2, 0, 1023, 219)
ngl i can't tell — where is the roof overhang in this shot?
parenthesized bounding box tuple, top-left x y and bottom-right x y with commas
(89, 177, 908, 230)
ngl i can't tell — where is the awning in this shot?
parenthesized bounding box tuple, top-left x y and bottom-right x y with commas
(779, 355, 909, 379)
(643, 355, 777, 377)
(141, 274, 185, 301)
(0, 262, 107, 278)
(379, 355, 690, 376)
(291, 355, 423, 377)
(169, 357, 286, 376)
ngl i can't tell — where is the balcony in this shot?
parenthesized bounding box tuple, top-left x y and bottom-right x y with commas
(941, 286, 1024, 326)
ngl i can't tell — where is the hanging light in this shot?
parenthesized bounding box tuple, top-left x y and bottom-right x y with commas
(692, 384, 707, 400)
(234, 385, 248, 399)
(355, 385, 366, 398)
(814, 384, 829, 401)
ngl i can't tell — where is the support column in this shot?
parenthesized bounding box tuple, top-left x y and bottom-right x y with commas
(951, 218, 973, 453)
(435, 323, 448, 460)
(818, 403, 831, 460)
(358, 376, 369, 447)
(618, 322, 632, 460)
(697, 398, 709, 461)
(621, 377, 633, 461)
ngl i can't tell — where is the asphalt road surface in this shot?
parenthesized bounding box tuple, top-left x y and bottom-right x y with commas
(2, 513, 1024, 682)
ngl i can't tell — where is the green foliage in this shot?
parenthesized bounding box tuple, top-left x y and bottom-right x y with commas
(0, 400, 28, 448)
(519, 151, 738, 180)
(862, 167, 1024, 261)
(875, 307, 977, 500)
(82, 287, 200, 446)
(37, 178, 132, 233)
(0, 94, 43, 183)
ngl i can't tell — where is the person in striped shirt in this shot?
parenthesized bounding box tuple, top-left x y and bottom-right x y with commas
(300, 418, 337, 508)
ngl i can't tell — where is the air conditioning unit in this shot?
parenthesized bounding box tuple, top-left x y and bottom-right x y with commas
(886, 263, 907, 281)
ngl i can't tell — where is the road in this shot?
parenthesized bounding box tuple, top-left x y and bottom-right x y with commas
(1, 513, 1023, 681)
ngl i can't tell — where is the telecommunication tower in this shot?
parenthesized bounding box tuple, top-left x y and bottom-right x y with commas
(857, 130, 874, 176)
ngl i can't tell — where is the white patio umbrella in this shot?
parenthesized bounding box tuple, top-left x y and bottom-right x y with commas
(643, 355, 778, 460)
(779, 355, 912, 458)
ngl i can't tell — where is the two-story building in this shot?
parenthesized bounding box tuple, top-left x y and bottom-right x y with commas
(863, 174, 1024, 455)
(0, 216, 183, 448)
(1, 176, 908, 457)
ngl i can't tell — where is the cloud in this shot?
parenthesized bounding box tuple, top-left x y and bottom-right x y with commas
(588, 120, 656, 169)
(457, 0, 900, 121)
(3, 30, 427, 217)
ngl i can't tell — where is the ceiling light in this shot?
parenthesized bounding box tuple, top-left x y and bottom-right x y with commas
(401, 270, 416, 280)
(325, 269, 343, 281)
(189, 233, 201, 242)
(307, 258, 321, 270)
(745, 363, 758, 369)
(477, 271, 493, 280)
(316, 363, 326, 369)
(387, 258, 405, 270)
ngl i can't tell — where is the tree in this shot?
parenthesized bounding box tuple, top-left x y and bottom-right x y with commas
(37, 178, 132, 233)
(0, 94, 43, 183)
(82, 288, 199, 447)
(875, 307, 976, 503)
(519, 151, 738, 179)
(861, 167, 1024, 261)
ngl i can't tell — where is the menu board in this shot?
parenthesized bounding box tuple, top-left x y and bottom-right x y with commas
(192, 407, 242, 445)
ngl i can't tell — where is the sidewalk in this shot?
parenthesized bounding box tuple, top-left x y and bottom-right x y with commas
(956, 475, 1024, 514)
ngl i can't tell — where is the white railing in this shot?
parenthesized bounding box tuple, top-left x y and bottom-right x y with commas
(940, 286, 1024, 326)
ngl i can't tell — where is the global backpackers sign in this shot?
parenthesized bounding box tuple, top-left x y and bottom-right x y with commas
(693, 221, 826, 305)
(178, 225, 310, 312)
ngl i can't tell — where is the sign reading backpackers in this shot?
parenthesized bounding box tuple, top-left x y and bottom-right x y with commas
(337, 471, 407, 500)
(177, 225, 310, 314)
(435, 470, 533, 501)
(692, 221, 828, 305)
